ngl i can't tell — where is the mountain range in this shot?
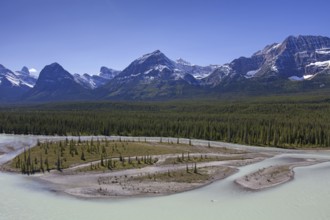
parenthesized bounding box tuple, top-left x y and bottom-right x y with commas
(1, 35, 330, 102)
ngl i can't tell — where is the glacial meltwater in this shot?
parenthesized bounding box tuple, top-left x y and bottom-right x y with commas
(1, 134, 330, 220)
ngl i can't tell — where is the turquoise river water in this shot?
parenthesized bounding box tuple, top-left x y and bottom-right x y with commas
(0, 134, 330, 220)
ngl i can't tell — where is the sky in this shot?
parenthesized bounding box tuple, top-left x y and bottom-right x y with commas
(1, 0, 330, 75)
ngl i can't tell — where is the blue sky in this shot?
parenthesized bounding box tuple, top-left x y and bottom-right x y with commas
(1, 0, 330, 75)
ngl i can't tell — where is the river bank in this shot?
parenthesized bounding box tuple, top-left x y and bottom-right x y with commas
(1, 134, 329, 198)
(235, 157, 327, 190)
(2, 134, 330, 220)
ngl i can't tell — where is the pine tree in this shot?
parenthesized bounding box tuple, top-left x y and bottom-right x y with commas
(194, 163, 198, 174)
(81, 151, 86, 161)
(57, 152, 61, 171)
(40, 154, 44, 173)
(45, 157, 49, 172)
(101, 154, 104, 167)
(227, 121, 231, 142)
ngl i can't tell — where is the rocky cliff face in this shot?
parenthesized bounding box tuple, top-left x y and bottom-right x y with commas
(0, 65, 35, 101)
(204, 35, 330, 86)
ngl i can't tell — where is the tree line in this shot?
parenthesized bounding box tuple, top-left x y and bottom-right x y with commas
(1, 98, 330, 148)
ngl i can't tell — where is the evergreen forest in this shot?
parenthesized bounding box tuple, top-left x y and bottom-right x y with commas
(1, 94, 330, 149)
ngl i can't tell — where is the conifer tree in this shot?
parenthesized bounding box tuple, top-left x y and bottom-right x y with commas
(101, 154, 104, 167)
(194, 163, 198, 174)
(40, 154, 44, 173)
(57, 152, 61, 171)
(81, 150, 86, 161)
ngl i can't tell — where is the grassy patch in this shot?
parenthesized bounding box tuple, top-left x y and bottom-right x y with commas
(75, 157, 157, 173)
(162, 153, 246, 165)
(134, 166, 234, 183)
(135, 169, 210, 183)
(9, 139, 208, 174)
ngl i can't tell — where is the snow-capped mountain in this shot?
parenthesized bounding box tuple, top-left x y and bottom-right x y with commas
(0, 65, 36, 88)
(2, 34, 330, 102)
(98, 50, 205, 99)
(74, 73, 98, 89)
(0, 65, 37, 101)
(103, 50, 214, 85)
(175, 58, 218, 79)
(15, 66, 37, 88)
(74, 67, 120, 89)
(115, 50, 175, 79)
(204, 35, 330, 86)
(99, 67, 120, 80)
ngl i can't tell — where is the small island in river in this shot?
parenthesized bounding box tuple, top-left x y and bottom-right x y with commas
(1, 137, 327, 198)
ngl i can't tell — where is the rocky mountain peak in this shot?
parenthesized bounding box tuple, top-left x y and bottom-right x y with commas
(0, 64, 7, 71)
(20, 66, 30, 75)
(134, 50, 175, 68)
(36, 62, 74, 86)
(99, 66, 120, 80)
(282, 35, 330, 52)
(176, 58, 192, 66)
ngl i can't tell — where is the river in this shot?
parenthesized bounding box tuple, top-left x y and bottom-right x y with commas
(0, 134, 330, 220)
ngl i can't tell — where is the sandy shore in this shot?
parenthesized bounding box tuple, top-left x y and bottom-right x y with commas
(235, 158, 327, 190)
(7, 148, 326, 198)
(31, 155, 268, 198)
(2, 134, 330, 199)
(64, 166, 238, 198)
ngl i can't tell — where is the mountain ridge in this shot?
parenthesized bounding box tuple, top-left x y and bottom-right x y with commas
(1, 35, 330, 102)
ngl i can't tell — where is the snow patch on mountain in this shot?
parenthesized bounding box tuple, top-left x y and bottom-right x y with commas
(267, 43, 281, 53)
(316, 48, 330, 55)
(295, 51, 310, 58)
(144, 69, 153, 75)
(143, 65, 169, 75)
(173, 69, 185, 80)
(132, 73, 141, 77)
(271, 65, 278, 72)
(219, 64, 232, 75)
(306, 60, 330, 67)
(154, 64, 169, 72)
(5, 73, 21, 86)
(288, 74, 315, 81)
(0, 65, 36, 88)
(245, 69, 260, 78)
(74, 74, 97, 89)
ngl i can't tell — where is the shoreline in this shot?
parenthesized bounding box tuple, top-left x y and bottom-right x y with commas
(62, 166, 239, 199)
(1, 134, 330, 199)
(234, 158, 327, 190)
(34, 156, 325, 199)
(26, 156, 267, 199)
(34, 159, 258, 198)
